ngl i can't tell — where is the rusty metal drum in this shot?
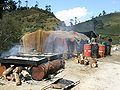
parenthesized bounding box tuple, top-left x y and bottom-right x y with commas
(91, 44, 99, 58)
(84, 44, 91, 57)
(99, 44, 105, 57)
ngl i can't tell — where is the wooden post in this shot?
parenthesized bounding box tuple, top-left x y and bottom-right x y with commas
(13, 72, 21, 86)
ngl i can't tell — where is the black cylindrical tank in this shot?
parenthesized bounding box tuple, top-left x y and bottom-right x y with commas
(91, 44, 99, 58)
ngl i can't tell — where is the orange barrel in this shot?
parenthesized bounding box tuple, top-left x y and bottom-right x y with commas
(99, 44, 105, 57)
(84, 44, 91, 57)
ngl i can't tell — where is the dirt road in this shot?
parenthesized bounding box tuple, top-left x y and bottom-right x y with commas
(0, 46, 120, 90)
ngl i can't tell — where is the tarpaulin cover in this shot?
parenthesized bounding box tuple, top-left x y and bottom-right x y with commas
(21, 30, 89, 54)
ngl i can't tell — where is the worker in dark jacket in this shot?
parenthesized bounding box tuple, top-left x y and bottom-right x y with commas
(108, 37, 112, 45)
(107, 37, 112, 55)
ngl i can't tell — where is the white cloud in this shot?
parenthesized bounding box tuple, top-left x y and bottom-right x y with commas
(112, 0, 117, 5)
(55, 7, 88, 26)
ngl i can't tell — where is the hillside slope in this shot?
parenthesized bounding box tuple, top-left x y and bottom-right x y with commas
(0, 8, 60, 51)
(73, 12, 120, 44)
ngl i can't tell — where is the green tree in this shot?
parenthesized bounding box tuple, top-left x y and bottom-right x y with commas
(75, 17, 77, 25)
(25, 0, 28, 8)
(0, 0, 4, 19)
(70, 19, 73, 26)
(0, 15, 22, 51)
(45, 5, 51, 12)
(18, 0, 21, 8)
(7, 0, 17, 11)
(92, 17, 96, 31)
(35, 1, 38, 8)
(103, 10, 106, 15)
(99, 13, 102, 17)
(92, 17, 104, 31)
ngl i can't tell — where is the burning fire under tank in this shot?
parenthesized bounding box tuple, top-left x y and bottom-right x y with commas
(0, 53, 65, 81)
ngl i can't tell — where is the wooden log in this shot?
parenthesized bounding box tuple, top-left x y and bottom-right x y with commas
(6, 74, 15, 81)
(6, 76, 12, 81)
(13, 66, 23, 73)
(11, 74, 15, 81)
(78, 54, 84, 64)
(6, 74, 13, 81)
(73, 57, 79, 64)
(80, 54, 84, 60)
(31, 59, 65, 81)
(84, 60, 89, 65)
(91, 63, 98, 68)
(79, 60, 84, 64)
(13, 72, 21, 86)
(2, 65, 14, 79)
(90, 59, 98, 68)
(21, 70, 30, 80)
(0, 65, 6, 76)
(9, 66, 23, 82)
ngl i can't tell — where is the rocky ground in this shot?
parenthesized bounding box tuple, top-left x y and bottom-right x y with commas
(0, 45, 120, 90)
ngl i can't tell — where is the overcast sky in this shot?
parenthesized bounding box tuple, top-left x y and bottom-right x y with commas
(15, 0, 120, 26)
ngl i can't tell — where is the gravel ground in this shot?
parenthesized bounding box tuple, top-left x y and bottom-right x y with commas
(0, 46, 120, 90)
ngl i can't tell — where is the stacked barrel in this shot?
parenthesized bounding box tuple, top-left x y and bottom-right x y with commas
(84, 44, 106, 58)
(84, 44, 91, 57)
(99, 44, 105, 57)
(91, 44, 99, 58)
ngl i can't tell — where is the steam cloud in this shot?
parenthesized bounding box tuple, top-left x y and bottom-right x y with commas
(1, 45, 22, 57)
(55, 7, 88, 26)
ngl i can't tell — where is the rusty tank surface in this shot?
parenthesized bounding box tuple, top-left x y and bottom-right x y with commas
(31, 59, 65, 81)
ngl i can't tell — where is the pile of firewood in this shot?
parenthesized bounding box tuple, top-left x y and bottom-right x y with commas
(1, 65, 31, 86)
(74, 55, 98, 68)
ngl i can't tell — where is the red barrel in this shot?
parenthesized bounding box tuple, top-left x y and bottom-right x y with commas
(99, 44, 105, 57)
(84, 44, 91, 57)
